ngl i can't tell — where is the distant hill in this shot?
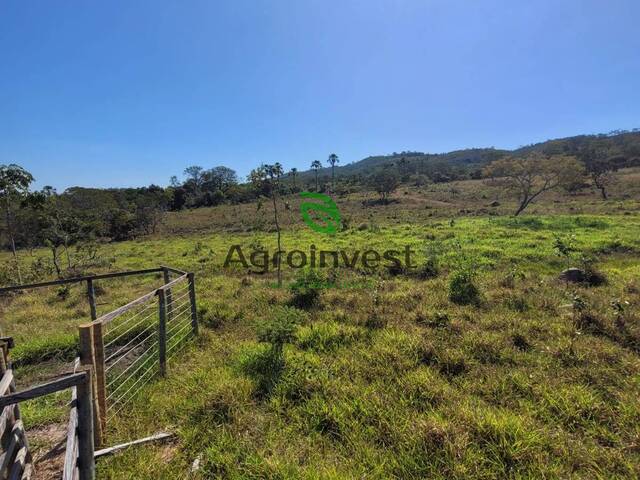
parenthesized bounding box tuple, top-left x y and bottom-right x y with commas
(297, 129, 640, 181)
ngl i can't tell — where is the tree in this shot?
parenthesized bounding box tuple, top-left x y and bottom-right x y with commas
(0, 164, 34, 283)
(289, 168, 298, 190)
(369, 171, 399, 202)
(38, 196, 85, 277)
(183, 166, 204, 195)
(252, 164, 284, 287)
(483, 153, 583, 216)
(578, 148, 626, 200)
(202, 166, 238, 193)
(311, 160, 322, 192)
(327, 154, 339, 192)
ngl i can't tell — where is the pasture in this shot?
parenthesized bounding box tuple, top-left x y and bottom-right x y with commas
(1, 190, 639, 478)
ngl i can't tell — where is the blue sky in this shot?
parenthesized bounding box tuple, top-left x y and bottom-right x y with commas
(1, 0, 638, 190)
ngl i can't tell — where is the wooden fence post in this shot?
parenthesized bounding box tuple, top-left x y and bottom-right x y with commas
(76, 369, 96, 480)
(78, 325, 103, 446)
(87, 279, 97, 321)
(91, 323, 107, 434)
(162, 268, 173, 322)
(188, 273, 198, 336)
(158, 290, 167, 377)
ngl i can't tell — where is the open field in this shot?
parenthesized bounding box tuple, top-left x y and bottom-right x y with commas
(1, 175, 639, 478)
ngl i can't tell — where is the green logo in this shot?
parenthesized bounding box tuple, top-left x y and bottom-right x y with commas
(300, 192, 341, 235)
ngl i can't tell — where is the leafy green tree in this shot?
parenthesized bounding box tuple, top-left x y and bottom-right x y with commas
(0, 164, 34, 283)
(183, 165, 204, 195)
(202, 166, 238, 193)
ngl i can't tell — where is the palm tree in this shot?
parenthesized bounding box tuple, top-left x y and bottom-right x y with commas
(272, 162, 284, 180)
(311, 160, 322, 191)
(327, 154, 339, 192)
(289, 168, 298, 189)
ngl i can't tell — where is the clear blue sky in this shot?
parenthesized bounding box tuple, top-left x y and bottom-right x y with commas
(1, 0, 638, 190)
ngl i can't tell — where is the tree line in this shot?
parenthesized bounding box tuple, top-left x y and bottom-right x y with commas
(1, 132, 638, 282)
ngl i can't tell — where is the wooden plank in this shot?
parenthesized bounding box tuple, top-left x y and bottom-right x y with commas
(0, 421, 25, 476)
(94, 432, 174, 459)
(155, 274, 188, 292)
(0, 370, 13, 396)
(19, 463, 32, 480)
(0, 374, 86, 409)
(62, 387, 78, 480)
(159, 265, 187, 276)
(7, 446, 26, 480)
(0, 352, 28, 463)
(92, 290, 158, 326)
(0, 405, 15, 444)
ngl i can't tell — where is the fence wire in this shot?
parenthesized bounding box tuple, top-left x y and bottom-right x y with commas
(101, 275, 194, 420)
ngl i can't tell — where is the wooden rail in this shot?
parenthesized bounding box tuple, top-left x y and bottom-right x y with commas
(0, 267, 175, 294)
(0, 266, 196, 475)
(0, 371, 96, 480)
(0, 339, 32, 479)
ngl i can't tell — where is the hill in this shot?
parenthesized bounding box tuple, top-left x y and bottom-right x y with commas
(297, 129, 640, 182)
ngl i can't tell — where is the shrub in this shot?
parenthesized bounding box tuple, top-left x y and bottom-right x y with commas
(448, 269, 481, 305)
(289, 269, 327, 309)
(257, 306, 305, 353)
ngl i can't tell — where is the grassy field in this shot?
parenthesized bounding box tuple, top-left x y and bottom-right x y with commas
(1, 175, 640, 478)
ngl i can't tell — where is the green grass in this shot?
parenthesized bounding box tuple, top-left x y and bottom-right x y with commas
(1, 197, 640, 478)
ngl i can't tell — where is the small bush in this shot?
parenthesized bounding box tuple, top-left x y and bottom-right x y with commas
(449, 269, 481, 305)
(257, 306, 304, 352)
(289, 269, 327, 309)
